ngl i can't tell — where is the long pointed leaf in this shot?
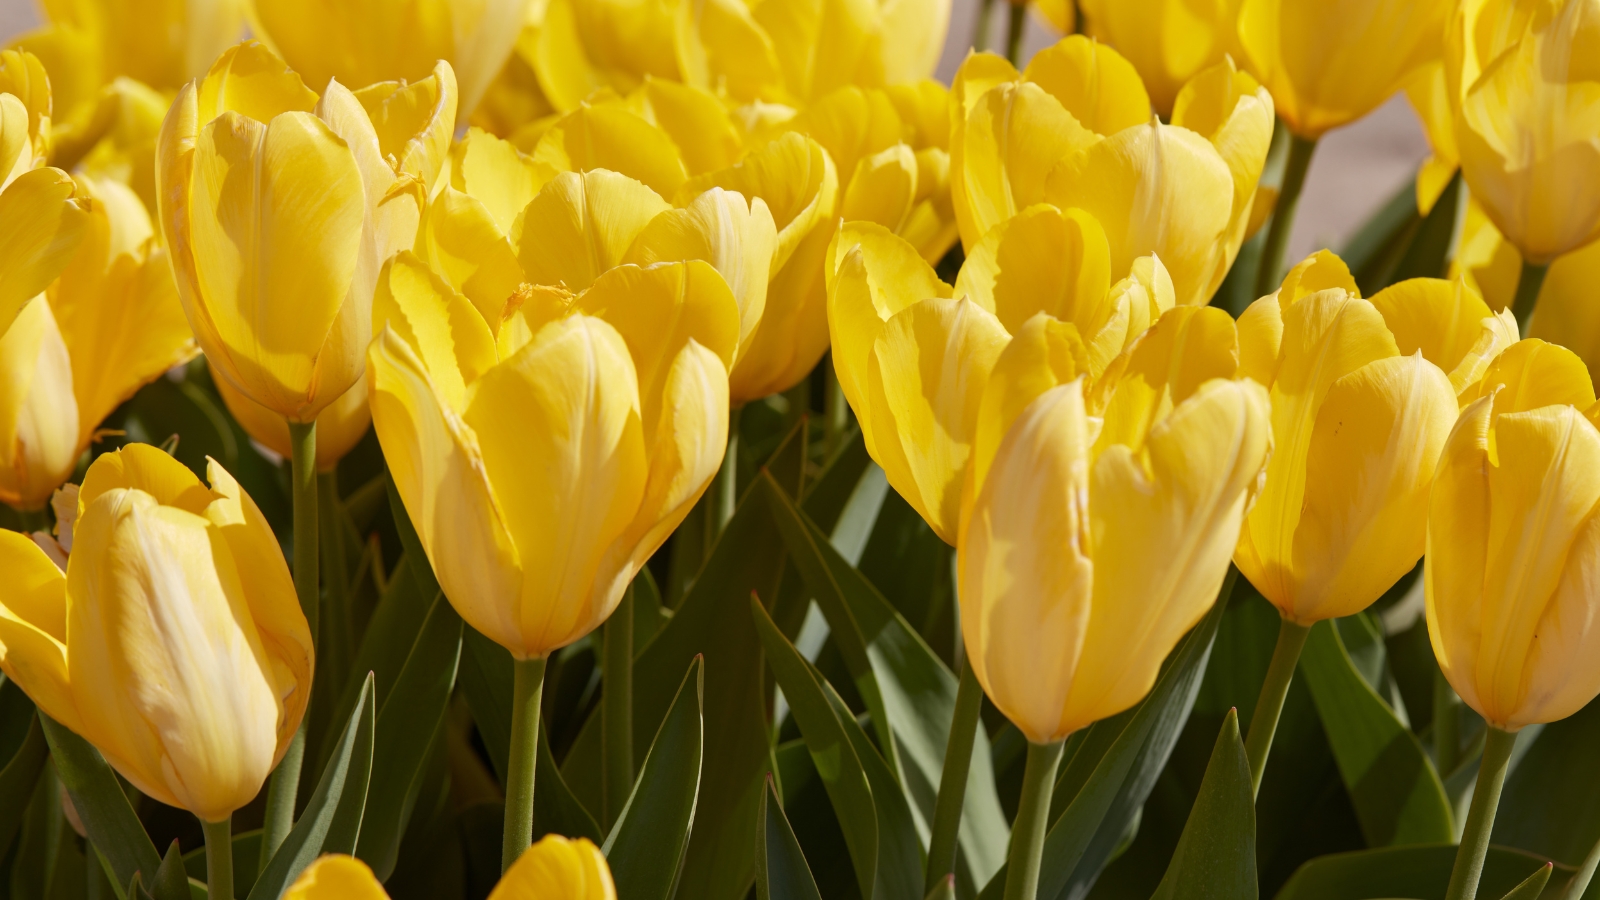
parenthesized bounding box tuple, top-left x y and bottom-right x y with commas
(756, 775, 823, 900)
(39, 715, 161, 890)
(0, 711, 47, 857)
(1274, 845, 1577, 899)
(247, 674, 376, 900)
(603, 657, 704, 900)
(820, 678, 926, 900)
(1150, 709, 1256, 900)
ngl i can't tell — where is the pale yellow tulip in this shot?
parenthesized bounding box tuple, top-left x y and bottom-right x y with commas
(0, 444, 313, 822)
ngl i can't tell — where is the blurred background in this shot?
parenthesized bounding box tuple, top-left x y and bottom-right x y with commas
(0, 0, 1431, 266)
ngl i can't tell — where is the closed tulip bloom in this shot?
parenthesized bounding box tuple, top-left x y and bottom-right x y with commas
(213, 367, 371, 473)
(370, 249, 736, 659)
(2, 175, 196, 510)
(950, 39, 1273, 305)
(1238, 0, 1451, 139)
(251, 0, 520, 125)
(1445, 0, 1600, 265)
(156, 41, 456, 423)
(959, 306, 1271, 743)
(287, 836, 615, 900)
(1427, 338, 1600, 730)
(0, 444, 313, 822)
(1234, 251, 1465, 623)
(1069, 0, 1245, 116)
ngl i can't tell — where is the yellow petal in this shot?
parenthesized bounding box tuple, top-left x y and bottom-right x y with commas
(840, 143, 919, 236)
(416, 187, 528, 328)
(868, 296, 1010, 544)
(754, 0, 882, 102)
(953, 203, 1112, 335)
(623, 79, 744, 176)
(1468, 338, 1598, 417)
(285, 855, 391, 900)
(353, 61, 460, 190)
(0, 529, 77, 732)
(372, 252, 500, 410)
(1093, 305, 1241, 455)
(519, 170, 670, 295)
(0, 168, 89, 337)
(1021, 36, 1152, 136)
(195, 41, 318, 125)
(791, 86, 905, 193)
(0, 298, 80, 510)
(1368, 276, 1518, 397)
(679, 132, 837, 272)
(534, 103, 689, 199)
(729, 220, 834, 403)
(452, 127, 556, 238)
(215, 364, 371, 472)
(494, 835, 617, 900)
(1079, 0, 1247, 116)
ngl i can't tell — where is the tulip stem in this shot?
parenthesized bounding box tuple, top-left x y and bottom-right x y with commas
(973, 0, 996, 51)
(1243, 616, 1312, 798)
(602, 585, 635, 829)
(1004, 1, 1027, 68)
(503, 655, 548, 872)
(1444, 726, 1519, 900)
(318, 471, 351, 702)
(202, 817, 232, 900)
(1511, 259, 1549, 337)
(1003, 738, 1065, 900)
(1253, 132, 1318, 300)
(715, 415, 740, 535)
(925, 652, 984, 893)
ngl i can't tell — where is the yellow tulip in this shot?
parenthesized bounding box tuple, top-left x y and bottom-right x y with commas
(949, 38, 1273, 306)
(1238, 0, 1450, 139)
(1234, 251, 1465, 624)
(1069, 0, 1245, 117)
(370, 249, 736, 659)
(959, 305, 1271, 743)
(1443, 0, 1600, 265)
(0, 50, 52, 187)
(214, 367, 371, 473)
(156, 40, 456, 423)
(1427, 338, 1600, 730)
(17, 0, 245, 97)
(0, 175, 196, 510)
(286, 836, 616, 900)
(0, 444, 313, 822)
(251, 0, 522, 125)
(826, 210, 1177, 544)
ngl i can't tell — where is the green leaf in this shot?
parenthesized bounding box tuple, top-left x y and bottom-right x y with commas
(1493, 696, 1600, 865)
(38, 716, 161, 891)
(759, 474, 1009, 889)
(458, 624, 515, 783)
(1499, 864, 1554, 900)
(354, 594, 463, 881)
(1299, 619, 1453, 846)
(751, 596, 880, 900)
(1343, 177, 1422, 296)
(151, 840, 192, 900)
(1274, 845, 1577, 900)
(756, 775, 823, 900)
(0, 711, 47, 857)
(1388, 170, 1465, 285)
(1150, 709, 1256, 900)
(564, 479, 791, 900)
(537, 714, 603, 843)
(820, 678, 926, 900)
(604, 657, 704, 900)
(246, 674, 376, 900)
(924, 875, 956, 900)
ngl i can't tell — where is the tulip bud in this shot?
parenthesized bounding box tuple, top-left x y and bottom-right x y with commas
(286, 836, 616, 899)
(1445, 0, 1600, 264)
(0, 444, 313, 822)
(1234, 251, 1462, 623)
(1239, 0, 1451, 139)
(252, 0, 519, 125)
(1428, 338, 1600, 730)
(156, 41, 455, 423)
(370, 250, 736, 659)
(959, 307, 1271, 742)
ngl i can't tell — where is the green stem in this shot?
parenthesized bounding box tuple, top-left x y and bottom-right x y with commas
(925, 653, 984, 893)
(1253, 133, 1319, 299)
(1511, 259, 1550, 338)
(318, 471, 350, 702)
(503, 655, 548, 872)
(1244, 617, 1312, 798)
(602, 586, 635, 830)
(259, 419, 318, 867)
(202, 816, 232, 900)
(1444, 726, 1519, 900)
(715, 414, 740, 535)
(973, 0, 997, 52)
(1565, 830, 1600, 900)
(1002, 739, 1065, 900)
(1005, 1, 1027, 68)
(1434, 669, 1463, 777)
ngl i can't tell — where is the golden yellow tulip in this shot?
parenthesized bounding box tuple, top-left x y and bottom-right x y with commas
(0, 443, 313, 822)
(0, 49, 52, 187)
(960, 306, 1270, 744)
(370, 250, 736, 659)
(950, 38, 1273, 306)
(214, 367, 371, 473)
(16, 0, 245, 99)
(250, 0, 522, 125)
(1234, 251, 1465, 624)
(287, 836, 616, 900)
(156, 40, 456, 423)
(1238, 0, 1450, 140)
(826, 211, 1177, 545)
(1067, 0, 1245, 117)
(1, 175, 196, 510)
(1428, 337, 1600, 732)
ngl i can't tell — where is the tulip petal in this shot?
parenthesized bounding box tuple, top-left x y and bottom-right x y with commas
(195, 41, 318, 125)
(453, 128, 558, 237)
(0, 298, 80, 509)
(1094, 305, 1241, 455)
(1466, 338, 1597, 415)
(954, 203, 1113, 335)
(0, 530, 78, 733)
(285, 855, 391, 900)
(955, 82, 1094, 251)
(729, 222, 834, 403)
(1368, 276, 1518, 396)
(519, 170, 669, 295)
(494, 835, 618, 900)
(840, 143, 919, 236)
(373, 253, 500, 409)
(417, 187, 528, 328)
(535, 104, 690, 199)
(680, 132, 836, 271)
(353, 61, 459, 188)
(1021, 35, 1152, 136)
(77, 442, 213, 515)
(0, 167, 89, 337)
